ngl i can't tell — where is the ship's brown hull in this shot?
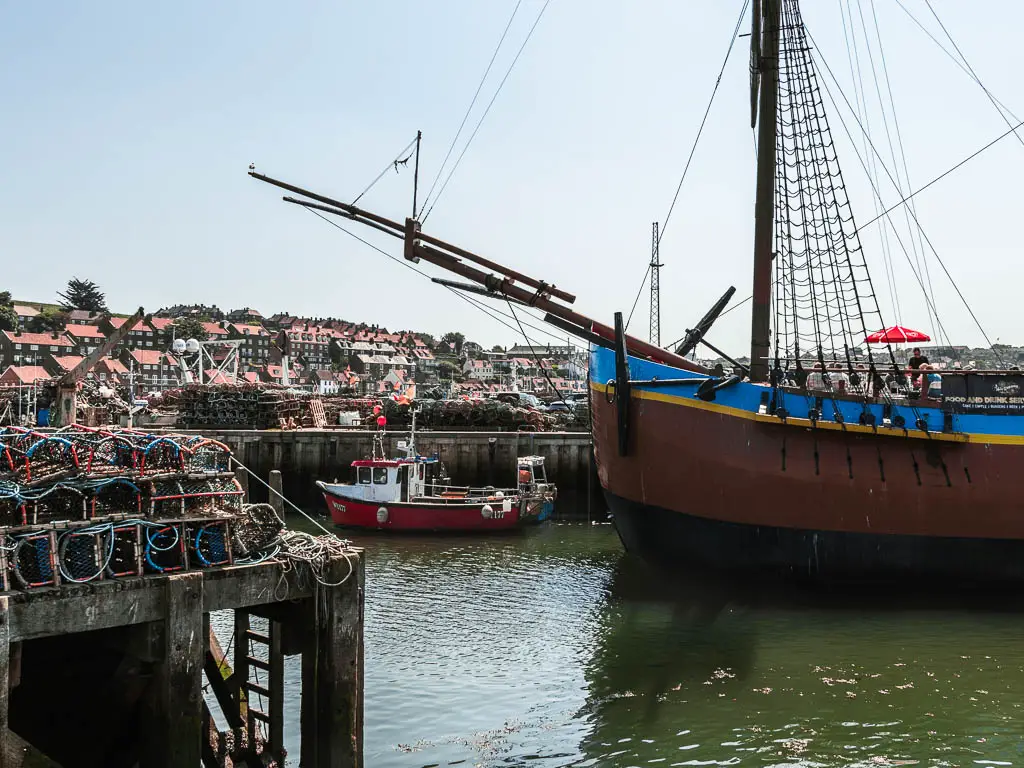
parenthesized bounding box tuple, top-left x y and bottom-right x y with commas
(592, 384, 1024, 582)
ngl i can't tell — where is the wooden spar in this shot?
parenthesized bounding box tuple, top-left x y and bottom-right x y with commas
(250, 169, 708, 372)
(413, 227, 576, 304)
(283, 197, 400, 239)
(749, 0, 780, 383)
(543, 313, 614, 350)
(250, 171, 405, 238)
(249, 171, 575, 304)
(414, 243, 709, 373)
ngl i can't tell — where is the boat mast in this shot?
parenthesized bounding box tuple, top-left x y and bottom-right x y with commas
(749, 0, 781, 383)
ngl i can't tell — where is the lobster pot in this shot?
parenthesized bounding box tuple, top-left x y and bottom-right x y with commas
(142, 523, 186, 575)
(88, 479, 144, 519)
(186, 520, 233, 568)
(140, 439, 186, 474)
(10, 531, 59, 590)
(148, 480, 185, 518)
(181, 478, 244, 518)
(58, 529, 108, 583)
(106, 523, 143, 578)
(181, 438, 233, 473)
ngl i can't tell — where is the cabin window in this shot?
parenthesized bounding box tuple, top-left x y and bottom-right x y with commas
(373, 467, 388, 484)
(418, 463, 425, 480)
(358, 466, 371, 484)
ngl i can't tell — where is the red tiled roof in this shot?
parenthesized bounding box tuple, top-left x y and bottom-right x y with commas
(1, 330, 73, 347)
(11, 304, 39, 318)
(229, 323, 270, 337)
(242, 371, 259, 384)
(0, 365, 51, 384)
(127, 349, 169, 366)
(95, 358, 128, 374)
(148, 317, 175, 330)
(201, 322, 228, 337)
(49, 355, 85, 371)
(63, 324, 106, 339)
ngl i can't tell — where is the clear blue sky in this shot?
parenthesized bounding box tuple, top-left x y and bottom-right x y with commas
(2, 1, 1021, 354)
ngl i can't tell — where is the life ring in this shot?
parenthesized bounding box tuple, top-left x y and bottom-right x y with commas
(376, 507, 388, 524)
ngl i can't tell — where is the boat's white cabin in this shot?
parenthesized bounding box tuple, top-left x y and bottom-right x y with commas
(337, 458, 439, 503)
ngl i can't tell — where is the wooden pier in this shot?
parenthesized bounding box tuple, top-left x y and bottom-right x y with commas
(0, 551, 364, 768)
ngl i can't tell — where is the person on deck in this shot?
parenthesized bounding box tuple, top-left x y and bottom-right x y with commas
(908, 347, 929, 389)
(828, 363, 850, 393)
(806, 362, 827, 390)
(920, 363, 942, 400)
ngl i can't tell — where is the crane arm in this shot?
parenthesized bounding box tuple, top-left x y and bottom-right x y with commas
(60, 306, 147, 386)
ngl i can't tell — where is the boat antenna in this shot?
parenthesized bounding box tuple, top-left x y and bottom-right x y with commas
(408, 405, 418, 457)
(749, 0, 780, 383)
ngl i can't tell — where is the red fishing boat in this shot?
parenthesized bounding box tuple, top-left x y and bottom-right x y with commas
(316, 417, 556, 532)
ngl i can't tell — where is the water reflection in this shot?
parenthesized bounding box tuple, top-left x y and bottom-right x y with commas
(579, 556, 1024, 767)
(283, 516, 1024, 767)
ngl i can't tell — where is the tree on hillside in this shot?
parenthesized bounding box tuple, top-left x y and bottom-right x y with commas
(28, 307, 69, 333)
(491, 344, 505, 353)
(417, 332, 436, 349)
(437, 360, 461, 382)
(58, 278, 108, 312)
(441, 331, 465, 357)
(0, 292, 16, 333)
(171, 317, 210, 342)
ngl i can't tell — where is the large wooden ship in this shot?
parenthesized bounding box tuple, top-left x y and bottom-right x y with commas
(251, 0, 1024, 582)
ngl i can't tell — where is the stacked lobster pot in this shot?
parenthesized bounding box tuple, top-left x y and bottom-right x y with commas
(176, 384, 309, 430)
(0, 425, 283, 590)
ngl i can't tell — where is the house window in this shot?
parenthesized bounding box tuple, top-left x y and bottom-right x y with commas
(50, 346, 57, 352)
(29, 345, 38, 351)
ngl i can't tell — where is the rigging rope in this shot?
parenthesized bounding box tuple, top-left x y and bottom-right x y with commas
(625, 0, 750, 333)
(839, 0, 901, 328)
(865, 0, 939, 337)
(806, 24, 999, 360)
(422, 0, 553, 223)
(302, 206, 587, 356)
(855, 117, 1024, 233)
(506, 300, 564, 399)
(351, 135, 419, 206)
(420, 1, 523, 214)
(922, 0, 1024, 151)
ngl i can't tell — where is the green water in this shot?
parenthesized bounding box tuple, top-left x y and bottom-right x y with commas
(286, 520, 1024, 766)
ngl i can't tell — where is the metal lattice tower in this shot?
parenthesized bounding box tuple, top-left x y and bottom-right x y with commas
(650, 221, 662, 346)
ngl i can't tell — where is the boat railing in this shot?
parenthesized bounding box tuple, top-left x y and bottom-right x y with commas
(424, 483, 519, 501)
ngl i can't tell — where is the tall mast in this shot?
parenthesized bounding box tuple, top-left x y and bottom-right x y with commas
(749, 0, 781, 382)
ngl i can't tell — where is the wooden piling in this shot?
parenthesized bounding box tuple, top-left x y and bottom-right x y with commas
(0, 597, 9, 768)
(153, 572, 204, 768)
(0, 551, 363, 767)
(304, 555, 364, 767)
(269, 469, 285, 518)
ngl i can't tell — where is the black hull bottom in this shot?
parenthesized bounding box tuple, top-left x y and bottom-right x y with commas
(605, 491, 1024, 585)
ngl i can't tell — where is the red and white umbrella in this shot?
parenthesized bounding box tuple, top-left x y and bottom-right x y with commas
(864, 325, 931, 344)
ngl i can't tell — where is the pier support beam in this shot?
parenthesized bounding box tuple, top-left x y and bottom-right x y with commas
(0, 597, 9, 768)
(303, 556, 364, 767)
(145, 572, 204, 768)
